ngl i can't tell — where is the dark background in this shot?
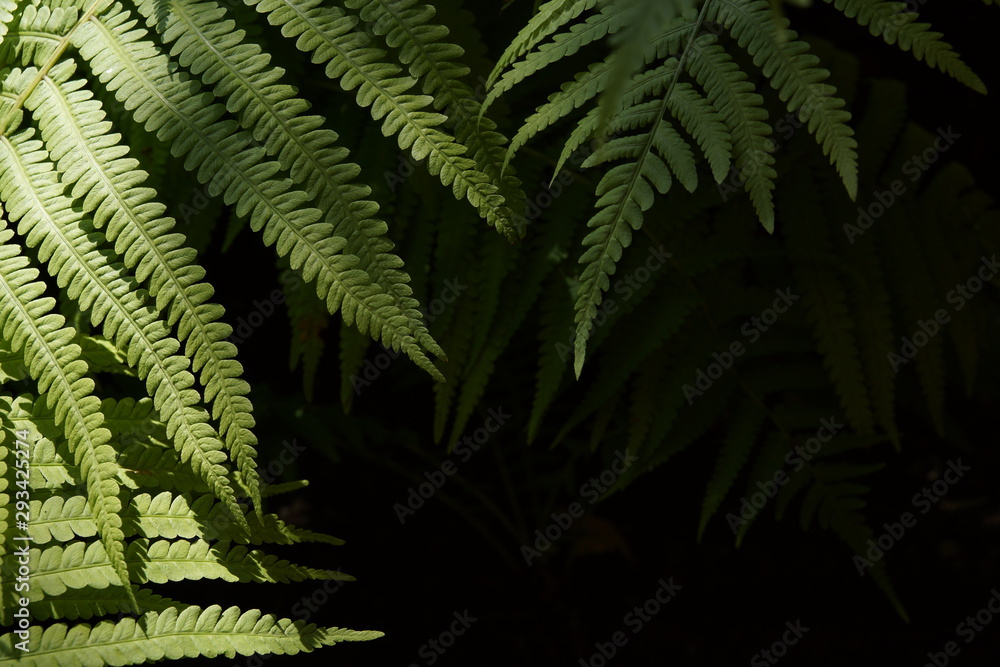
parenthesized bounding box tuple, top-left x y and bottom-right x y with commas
(165, 3, 1000, 666)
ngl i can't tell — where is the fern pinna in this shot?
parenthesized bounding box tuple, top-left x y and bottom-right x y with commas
(0, 0, 997, 662)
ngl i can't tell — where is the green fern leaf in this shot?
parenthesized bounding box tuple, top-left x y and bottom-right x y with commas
(0, 104, 250, 533)
(137, 0, 442, 365)
(485, 0, 635, 117)
(0, 605, 381, 663)
(487, 0, 598, 88)
(0, 0, 15, 45)
(709, 0, 858, 199)
(822, 0, 986, 93)
(71, 4, 445, 381)
(782, 168, 873, 433)
(596, 0, 693, 139)
(27, 586, 176, 623)
(528, 278, 574, 443)
(0, 230, 133, 605)
(244, 0, 520, 238)
(347, 0, 526, 214)
(4, 57, 268, 518)
(686, 36, 776, 230)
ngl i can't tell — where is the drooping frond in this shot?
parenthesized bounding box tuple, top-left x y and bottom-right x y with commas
(596, 0, 694, 138)
(487, 0, 598, 87)
(0, 90, 250, 534)
(484, 0, 638, 116)
(0, 229, 133, 605)
(781, 168, 873, 434)
(685, 35, 776, 229)
(345, 0, 526, 216)
(4, 57, 268, 516)
(68, 3, 445, 380)
(136, 0, 443, 366)
(821, 0, 987, 93)
(707, 0, 858, 199)
(242, 0, 521, 238)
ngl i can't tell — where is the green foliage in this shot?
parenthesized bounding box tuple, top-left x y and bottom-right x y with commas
(484, 0, 984, 372)
(0, 0, 996, 662)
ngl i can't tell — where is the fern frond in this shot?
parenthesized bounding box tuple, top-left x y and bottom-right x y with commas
(709, 0, 858, 199)
(487, 0, 597, 88)
(0, 341, 30, 383)
(137, 0, 442, 365)
(0, 108, 249, 535)
(782, 168, 873, 433)
(0, 605, 381, 663)
(597, 0, 693, 138)
(800, 462, 906, 619)
(843, 232, 899, 447)
(686, 36, 776, 229)
(346, 0, 526, 215)
(528, 277, 574, 443)
(445, 204, 577, 445)
(284, 275, 329, 402)
(0, 229, 132, 605)
(4, 58, 268, 518)
(243, 0, 520, 238)
(27, 585, 177, 622)
(570, 83, 695, 375)
(3, 3, 78, 67)
(822, 0, 986, 93)
(15, 538, 351, 596)
(484, 0, 636, 117)
(338, 321, 371, 412)
(70, 4, 445, 381)
(734, 429, 792, 546)
(556, 68, 732, 184)
(500, 9, 698, 174)
(30, 490, 344, 545)
(562, 285, 697, 440)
